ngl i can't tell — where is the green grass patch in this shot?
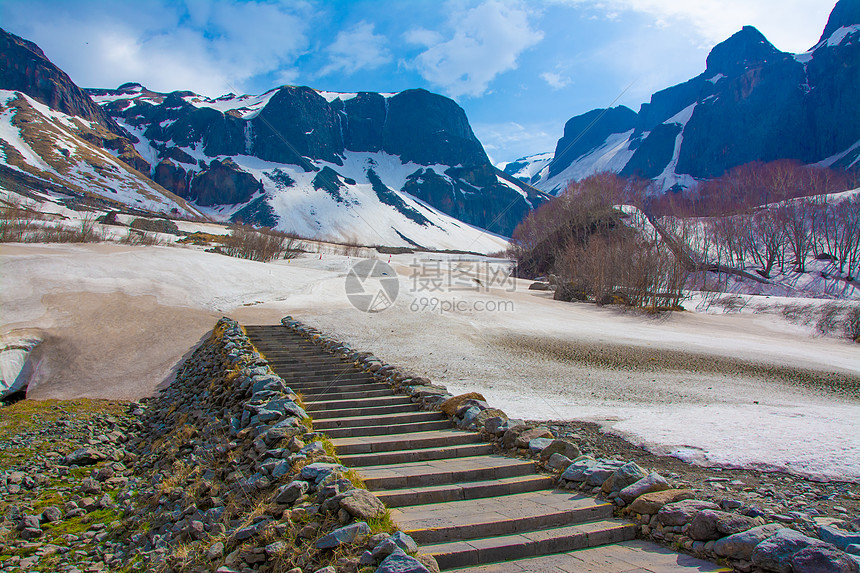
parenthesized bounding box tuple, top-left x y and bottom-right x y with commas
(33, 490, 65, 512)
(367, 509, 396, 535)
(44, 507, 122, 537)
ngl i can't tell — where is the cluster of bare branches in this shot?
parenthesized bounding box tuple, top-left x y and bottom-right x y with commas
(508, 173, 628, 278)
(221, 224, 304, 262)
(556, 231, 686, 310)
(508, 173, 686, 310)
(667, 195, 860, 281)
(0, 197, 106, 243)
(648, 159, 856, 218)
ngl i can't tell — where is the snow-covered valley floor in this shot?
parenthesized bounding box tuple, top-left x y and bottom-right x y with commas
(2, 241, 858, 482)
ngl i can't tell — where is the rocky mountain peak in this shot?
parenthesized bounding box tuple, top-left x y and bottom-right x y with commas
(818, 0, 860, 45)
(705, 26, 784, 76)
(0, 28, 127, 137)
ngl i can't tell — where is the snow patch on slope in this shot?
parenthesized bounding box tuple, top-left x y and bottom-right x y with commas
(0, 90, 198, 217)
(499, 152, 553, 183)
(654, 103, 699, 191)
(315, 90, 399, 103)
(191, 151, 509, 253)
(533, 130, 636, 194)
(182, 89, 279, 119)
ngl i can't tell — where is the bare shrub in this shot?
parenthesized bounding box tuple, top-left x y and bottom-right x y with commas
(556, 229, 686, 311)
(844, 306, 860, 342)
(340, 237, 363, 258)
(715, 295, 749, 313)
(508, 172, 625, 278)
(222, 224, 303, 262)
(120, 229, 164, 246)
(0, 195, 39, 242)
(815, 302, 846, 336)
(781, 302, 815, 326)
(282, 236, 305, 260)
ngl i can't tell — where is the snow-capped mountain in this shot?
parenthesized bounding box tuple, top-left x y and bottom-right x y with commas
(85, 82, 548, 249)
(0, 28, 197, 216)
(0, 28, 550, 251)
(514, 0, 860, 195)
(0, 89, 201, 217)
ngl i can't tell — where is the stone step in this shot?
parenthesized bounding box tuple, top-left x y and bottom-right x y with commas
(339, 442, 493, 467)
(311, 403, 420, 420)
(360, 456, 535, 490)
(256, 346, 330, 354)
(276, 365, 365, 375)
(444, 540, 734, 573)
(392, 491, 614, 544)
(273, 366, 373, 382)
(260, 347, 345, 355)
(268, 359, 350, 368)
(250, 338, 337, 348)
(300, 382, 391, 396)
(288, 378, 381, 392)
(292, 382, 382, 395)
(331, 430, 485, 455)
(301, 388, 395, 402)
(314, 411, 445, 431)
(275, 368, 357, 378)
(374, 474, 554, 507)
(305, 395, 413, 412)
(322, 420, 452, 439)
(421, 520, 637, 570)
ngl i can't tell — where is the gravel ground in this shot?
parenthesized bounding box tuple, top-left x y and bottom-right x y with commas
(534, 418, 860, 526)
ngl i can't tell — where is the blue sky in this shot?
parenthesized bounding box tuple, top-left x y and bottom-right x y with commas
(2, 0, 838, 163)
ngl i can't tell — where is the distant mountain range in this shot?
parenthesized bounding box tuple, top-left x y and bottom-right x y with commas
(504, 0, 860, 195)
(0, 28, 548, 251)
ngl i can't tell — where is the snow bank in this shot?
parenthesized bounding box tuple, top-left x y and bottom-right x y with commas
(0, 332, 41, 399)
(2, 241, 857, 480)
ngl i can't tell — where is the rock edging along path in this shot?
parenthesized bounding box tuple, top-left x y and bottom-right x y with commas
(246, 323, 730, 572)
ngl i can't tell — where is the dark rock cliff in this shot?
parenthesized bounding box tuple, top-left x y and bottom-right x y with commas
(543, 0, 860, 189)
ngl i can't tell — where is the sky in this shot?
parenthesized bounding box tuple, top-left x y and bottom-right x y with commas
(1, 0, 838, 163)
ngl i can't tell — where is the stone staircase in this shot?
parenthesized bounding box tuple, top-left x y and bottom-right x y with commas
(245, 325, 727, 572)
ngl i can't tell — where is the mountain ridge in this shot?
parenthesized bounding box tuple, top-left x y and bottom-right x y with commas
(87, 81, 548, 240)
(0, 27, 549, 250)
(507, 0, 860, 195)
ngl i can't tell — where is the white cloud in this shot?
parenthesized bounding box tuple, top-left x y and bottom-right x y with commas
(404, 28, 444, 46)
(559, 0, 835, 52)
(2, 0, 311, 97)
(405, 1, 544, 98)
(541, 71, 572, 89)
(318, 21, 392, 77)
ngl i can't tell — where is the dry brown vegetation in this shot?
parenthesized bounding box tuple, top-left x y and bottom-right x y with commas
(509, 173, 686, 310)
(220, 224, 305, 262)
(0, 197, 105, 243)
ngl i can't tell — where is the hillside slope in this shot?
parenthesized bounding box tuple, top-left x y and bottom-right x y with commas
(0, 89, 200, 216)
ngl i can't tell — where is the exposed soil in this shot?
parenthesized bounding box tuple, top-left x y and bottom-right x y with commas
(502, 333, 860, 401)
